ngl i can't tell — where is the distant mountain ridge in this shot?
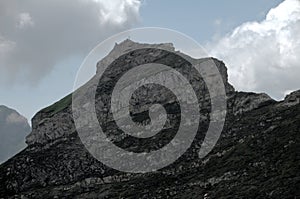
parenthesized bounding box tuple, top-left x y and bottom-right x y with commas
(0, 105, 31, 163)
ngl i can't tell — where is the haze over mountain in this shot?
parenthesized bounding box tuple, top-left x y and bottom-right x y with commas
(0, 105, 31, 163)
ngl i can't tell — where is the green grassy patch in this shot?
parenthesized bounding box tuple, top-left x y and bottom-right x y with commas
(41, 93, 72, 116)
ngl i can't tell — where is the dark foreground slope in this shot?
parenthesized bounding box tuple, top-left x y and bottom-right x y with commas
(0, 40, 299, 198)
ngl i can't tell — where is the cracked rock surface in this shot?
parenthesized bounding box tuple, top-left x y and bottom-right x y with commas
(0, 40, 299, 198)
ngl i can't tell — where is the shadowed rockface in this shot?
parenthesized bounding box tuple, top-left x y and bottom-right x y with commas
(0, 40, 299, 198)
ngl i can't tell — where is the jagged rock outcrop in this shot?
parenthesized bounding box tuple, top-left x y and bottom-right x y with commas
(281, 90, 300, 106)
(25, 96, 75, 146)
(0, 40, 299, 198)
(0, 106, 31, 163)
(231, 92, 275, 115)
(26, 39, 236, 147)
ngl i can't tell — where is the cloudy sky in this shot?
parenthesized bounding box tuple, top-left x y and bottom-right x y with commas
(0, 0, 299, 121)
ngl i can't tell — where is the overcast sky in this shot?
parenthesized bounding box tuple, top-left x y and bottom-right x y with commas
(1, 0, 299, 121)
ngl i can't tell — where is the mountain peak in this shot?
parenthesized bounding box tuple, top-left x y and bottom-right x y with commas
(96, 40, 175, 74)
(283, 89, 300, 106)
(1, 40, 299, 198)
(0, 105, 30, 163)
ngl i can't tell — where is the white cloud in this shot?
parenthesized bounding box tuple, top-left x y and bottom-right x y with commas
(0, 36, 15, 72)
(0, 36, 15, 54)
(208, 0, 300, 100)
(93, 0, 141, 25)
(0, 0, 141, 85)
(17, 12, 34, 29)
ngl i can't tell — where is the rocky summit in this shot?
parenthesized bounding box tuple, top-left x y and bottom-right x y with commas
(0, 40, 299, 198)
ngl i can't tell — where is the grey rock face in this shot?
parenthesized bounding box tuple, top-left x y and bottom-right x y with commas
(0, 105, 31, 163)
(231, 92, 275, 115)
(25, 40, 234, 146)
(96, 39, 176, 74)
(1, 40, 299, 198)
(26, 105, 75, 146)
(281, 90, 300, 106)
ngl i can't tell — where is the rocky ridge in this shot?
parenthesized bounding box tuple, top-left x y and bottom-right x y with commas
(0, 40, 299, 198)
